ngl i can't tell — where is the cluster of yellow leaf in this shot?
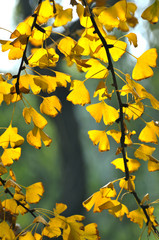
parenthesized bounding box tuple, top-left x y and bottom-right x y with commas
(0, 202, 100, 239)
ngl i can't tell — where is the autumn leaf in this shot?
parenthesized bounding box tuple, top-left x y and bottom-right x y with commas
(18, 74, 41, 94)
(0, 124, 24, 149)
(98, 0, 127, 29)
(132, 48, 158, 80)
(81, 223, 99, 240)
(134, 144, 156, 161)
(141, 0, 159, 24)
(86, 101, 119, 125)
(10, 22, 31, 39)
(2, 198, 29, 215)
(27, 125, 52, 149)
(125, 33, 138, 47)
(29, 48, 59, 68)
(77, 4, 92, 28)
(128, 207, 157, 230)
(123, 101, 144, 120)
(82, 58, 109, 79)
(35, 0, 54, 24)
(88, 130, 110, 152)
(1, 147, 21, 166)
(111, 156, 140, 173)
(26, 182, 44, 204)
(40, 96, 62, 117)
(108, 200, 129, 219)
(148, 159, 159, 172)
(23, 107, 47, 129)
(0, 221, 15, 239)
(83, 182, 116, 212)
(67, 80, 91, 106)
(92, 38, 127, 63)
(33, 75, 57, 93)
(139, 120, 159, 144)
(29, 26, 52, 46)
(54, 4, 73, 27)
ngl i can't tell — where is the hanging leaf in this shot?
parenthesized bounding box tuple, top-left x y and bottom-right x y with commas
(88, 130, 110, 152)
(132, 48, 158, 80)
(125, 33, 138, 47)
(26, 182, 44, 204)
(141, 0, 159, 24)
(139, 120, 159, 143)
(86, 101, 119, 125)
(67, 80, 91, 106)
(27, 125, 52, 149)
(0, 124, 24, 149)
(40, 96, 62, 117)
(23, 107, 47, 129)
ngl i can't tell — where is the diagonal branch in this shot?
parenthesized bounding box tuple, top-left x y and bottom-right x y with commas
(0, 177, 36, 218)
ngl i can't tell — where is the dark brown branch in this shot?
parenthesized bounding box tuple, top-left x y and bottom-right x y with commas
(82, 0, 129, 180)
(82, 0, 159, 236)
(0, 177, 36, 218)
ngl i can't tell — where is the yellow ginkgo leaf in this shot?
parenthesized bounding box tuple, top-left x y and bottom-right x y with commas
(148, 159, 159, 172)
(1, 147, 21, 166)
(27, 125, 52, 149)
(83, 59, 109, 79)
(98, 0, 126, 28)
(0, 163, 7, 176)
(88, 130, 110, 152)
(26, 182, 44, 204)
(10, 22, 31, 39)
(23, 107, 47, 129)
(139, 120, 159, 143)
(58, 37, 76, 56)
(77, 4, 92, 28)
(54, 4, 73, 27)
(0, 124, 24, 149)
(83, 183, 116, 212)
(86, 101, 119, 125)
(0, 221, 15, 239)
(128, 208, 145, 228)
(29, 48, 59, 68)
(0, 81, 13, 95)
(108, 201, 129, 219)
(40, 96, 62, 117)
(29, 26, 52, 47)
(2, 198, 29, 215)
(82, 223, 99, 239)
(19, 74, 41, 94)
(55, 71, 71, 87)
(128, 207, 157, 230)
(92, 38, 127, 63)
(35, 0, 54, 24)
(134, 144, 156, 161)
(67, 80, 91, 106)
(53, 203, 68, 216)
(141, 0, 159, 24)
(112, 157, 140, 173)
(123, 101, 144, 120)
(125, 33, 138, 47)
(33, 75, 57, 93)
(42, 218, 62, 238)
(132, 48, 158, 80)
